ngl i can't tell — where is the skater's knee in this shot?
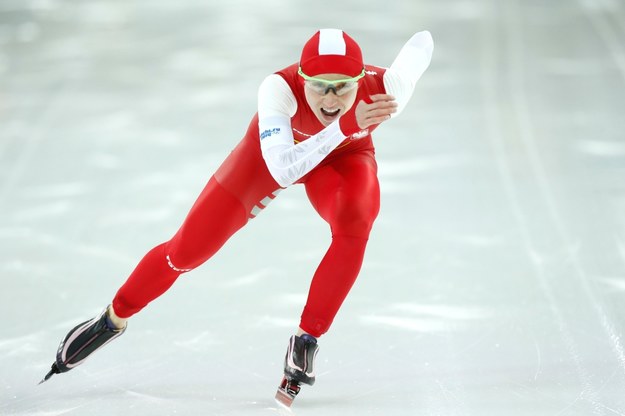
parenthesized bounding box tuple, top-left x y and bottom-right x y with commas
(163, 241, 200, 273)
(159, 238, 193, 272)
(165, 253, 195, 273)
(163, 233, 212, 273)
(330, 209, 377, 239)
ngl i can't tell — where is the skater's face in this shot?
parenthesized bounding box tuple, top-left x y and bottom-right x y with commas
(303, 72, 359, 127)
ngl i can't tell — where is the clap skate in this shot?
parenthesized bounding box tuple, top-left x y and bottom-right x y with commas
(275, 334, 319, 407)
(39, 306, 126, 384)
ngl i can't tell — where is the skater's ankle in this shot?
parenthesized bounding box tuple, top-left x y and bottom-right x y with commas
(295, 328, 317, 343)
(106, 305, 127, 330)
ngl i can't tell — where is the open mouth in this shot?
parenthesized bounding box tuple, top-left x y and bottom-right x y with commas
(321, 108, 340, 117)
(320, 108, 341, 121)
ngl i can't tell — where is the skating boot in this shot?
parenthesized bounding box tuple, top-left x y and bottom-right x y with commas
(275, 334, 319, 407)
(39, 306, 126, 384)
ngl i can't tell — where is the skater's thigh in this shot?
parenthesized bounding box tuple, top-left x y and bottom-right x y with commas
(304, 151, 380, 237)
(168, 132, 283, 269)
(214, 127, 283, 218)
(166, 176, 248, 270)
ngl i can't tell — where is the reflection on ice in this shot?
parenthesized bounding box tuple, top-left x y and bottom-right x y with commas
(577, 139, 625, 157)
(361, 303, 490, 332)
(173, 330, 218, 351)
(600, 277, 625, 292)
(390, 303, 490, 320)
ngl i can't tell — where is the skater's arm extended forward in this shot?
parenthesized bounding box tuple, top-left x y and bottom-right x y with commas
(383, 30, 434, 117)
(257, 75, 351, 188)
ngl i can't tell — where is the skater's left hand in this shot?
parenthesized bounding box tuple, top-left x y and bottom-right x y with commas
(354, 94, 397, 129)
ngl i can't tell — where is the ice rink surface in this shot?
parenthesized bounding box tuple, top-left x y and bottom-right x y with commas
(2, 0, 625, 415)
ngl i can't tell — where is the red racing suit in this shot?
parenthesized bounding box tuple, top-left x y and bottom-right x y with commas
(111, 31, 434, 337)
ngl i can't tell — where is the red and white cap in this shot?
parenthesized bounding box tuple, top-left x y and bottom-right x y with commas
(299, 29, 364, 77)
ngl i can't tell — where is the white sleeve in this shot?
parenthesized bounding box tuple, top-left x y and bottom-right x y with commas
(257, 74, 348, 188)
(383, 30, 434, 117)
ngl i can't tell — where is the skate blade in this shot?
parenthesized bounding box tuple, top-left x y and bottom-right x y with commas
(275, 376, 301, 408)
(38, 363, 60, 385)
(275, 387, 296, 408)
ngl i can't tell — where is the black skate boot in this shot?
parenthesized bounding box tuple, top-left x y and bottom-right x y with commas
(39, 306, 126, 384)
(275, 334, 319, 407)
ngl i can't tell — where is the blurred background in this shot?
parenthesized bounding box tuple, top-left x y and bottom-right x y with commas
(1, 0, 625, 415)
